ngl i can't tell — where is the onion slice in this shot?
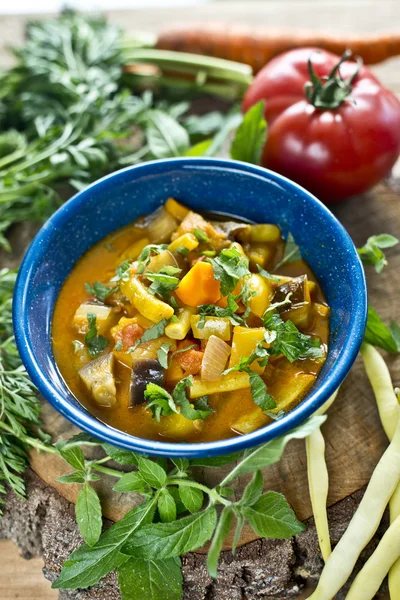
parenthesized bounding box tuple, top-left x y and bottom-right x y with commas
(201, 335, 231, 381)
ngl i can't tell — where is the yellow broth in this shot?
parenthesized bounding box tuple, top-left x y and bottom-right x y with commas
(52, 200, 329, 443)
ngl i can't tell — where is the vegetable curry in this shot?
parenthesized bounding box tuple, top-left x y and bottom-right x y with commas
(52, 199, 329, 443)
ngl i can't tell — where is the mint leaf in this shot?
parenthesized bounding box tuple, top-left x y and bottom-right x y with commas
(239, 470, 264, 507)
(173, 377, 213, 420)
(364, 306, 400, 353)
(207, 506, 233, 578)
(53, 499, 157, 589)
(76, 483, 102, 547)
(118, 557, 183, 600)
(178, 485, 203, 513)
(84, 281, 119, 302)
(358, 234, 398, 273)
(144, 270, 180, 298)
(56, 471, 86, 484)
(157, 342, 172, 369)
(275, 233, 301, 269)
(102, 443, 140, 466)
(113, 472, 148, 494)
(137, 244, 169, 274)
(129, 318, 168, 353)
(112, 260, 132, 282)
(138, 456, 167, 489)
(122, 507, 217, 559)
(230, 100, 267, 165)
(209, 247, 250, 296)
(158, 489, 177, 523)
(171, 458, 189, 474)
(85, 313, 109, 358)
(243, 491, 305, 538)
(263, 312, 321, 363)
(55, 442, 85, 471)
(146, 110, 190, 158)
(198, 293, 243, 326)
(221, 416, 326, 485)
(248, 371, 276, 411)
(231, 510, 245, 554)
(144, 383, 179, 422)
(256, 265, 280, 282)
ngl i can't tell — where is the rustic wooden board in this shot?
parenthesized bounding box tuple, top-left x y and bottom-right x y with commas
(26, 178, 400, 551)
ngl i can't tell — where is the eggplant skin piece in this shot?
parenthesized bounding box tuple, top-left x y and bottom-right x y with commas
(79, 353, 117, 407)
(273, 275, 308, 310)
(130, 359, 165, 406)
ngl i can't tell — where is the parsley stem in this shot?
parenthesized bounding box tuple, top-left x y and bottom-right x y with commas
(167, 477, 231, 507)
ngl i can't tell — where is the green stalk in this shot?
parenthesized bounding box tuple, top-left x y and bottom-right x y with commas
(167, 477, 231, 507)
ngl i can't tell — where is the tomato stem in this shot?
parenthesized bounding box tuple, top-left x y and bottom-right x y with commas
(304, 49, 363, 110)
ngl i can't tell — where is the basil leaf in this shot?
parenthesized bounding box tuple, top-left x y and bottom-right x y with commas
(56, 471, 86, 484)
(84, 281, 119, 302)
(146, 110, 190, 158)
(55, 442, 85, 471)
(158, 489, 177, 523)
(239, 470, 264, 507)
(118, 557, 183, 600)
(53, 499, 157, 589)
(138, 456, 167, 489)
(178, 485, 203, 514)
(243, 491, 305, 538)
(206, 506, 233, 578)
(358, 234, 398, 273)
(275, 232, 301, 269)
(84, 313, 109, 358)
(121, 506, 217, 559)
(221, 416, 326, 485)
(113, 472, 148, 494)
(102, 443, 140, 466)
(129, 318, 168, 352)
(230, 100, 267, 165)
(76, 483, 102, 547)
(364, 306, 400, 353)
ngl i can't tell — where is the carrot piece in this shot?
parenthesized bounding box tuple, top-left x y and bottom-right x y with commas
(176, 261, 221, 306)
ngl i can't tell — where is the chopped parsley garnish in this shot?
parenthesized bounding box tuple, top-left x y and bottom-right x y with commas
(357, 234, 398, 273)
(144, 376, 213, 422)
(144, 265, 181, 298)
(111, 260, 131, 282)
(84, 281, 119, 302)
(197, 293, 243, 328)
(84, 313, 109, 358)
(136, 244, 168, 274)
(193, 228, 210, 244)
(175, 246, 189, 257)
(275, 232, 301, 270)
(128, 318, 168, 353)
(209, 246, 250, 296)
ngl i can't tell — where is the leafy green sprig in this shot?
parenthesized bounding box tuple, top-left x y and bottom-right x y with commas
(358, 234, 399, 273)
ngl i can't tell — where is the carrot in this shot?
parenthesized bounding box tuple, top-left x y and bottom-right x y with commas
(176, 261, 221, 306)
(156, 25, 400, 72)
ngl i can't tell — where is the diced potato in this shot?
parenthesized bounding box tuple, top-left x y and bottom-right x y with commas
(238, 224, 281, 244)
(231, 409, 268, 435)
(313, 303, 330, 317)
(165, 198, 190, 222)
(165, 307, 195, 340)
(165, 357, 185, 386)
(130, 336, 174, 362)
(159, 412, 203, 438)
(146, 250, 178, 273)
(168, 233, 199, 254)
(248, 273, 274, 317)
(79, 353, 117, 407)
(229, 326, 267, 374)
(148, 208, 178, 243)
(273, 373, 316, 411)
(189, 371, 250, 398)
(120, 276, 174, 323)
(248, 243, 273, 270)
(191, 315, 232, 341)
(73, 303, 116, 335)
(120, 237, 149, 261)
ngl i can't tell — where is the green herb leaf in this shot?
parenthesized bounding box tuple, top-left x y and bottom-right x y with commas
(145, 270, 180, 298)
(113, 472, 148, 494)
(84, 313, 109, 359)
(230, 100, 267, 165)
(275, 233, 301, 270)
(55, 442, 85, 471)
(358, 234, 398, 273)
(136, 244, 169, 274)
(248, 371, 276, 411)
(118, 557, 183, 600)
(102, 443, 140, 466)
(158, 489, 177, 523)
(193, 228, 210, 243)
(157, 342, 173, 369)
(263, 312, 321, 363)
(178, 485, 204, 513)
(221, 416, 326, 485)
(198, 293, 242, 326)
(173, 377, 213, 420)
(112, 261, 132, 282)
(138, 456, 167, 489)
(256, 265, 280, 282)
(364, 306, 400, 353)
(239, 470, 264, 507)
(56, 471, 87, 484)
(207, 506, 233, 578)
(84, 281, 119, 302)
(231, 510, 245, 554)
(144, 383, 179, 422)
(209, 247, 250, 296)
(121, 506, 217, 559)
(145, 110, 190, 158)
(243, 491, 305, 538)
(129, 318, 168, 352)
(75, 483, 102, 547)
(171, 458, 189, 473)
(53, 498, 157, 589)
(175, 246, 189, 257)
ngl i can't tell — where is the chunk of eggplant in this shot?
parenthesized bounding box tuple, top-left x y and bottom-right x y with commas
(272, 275, 311, 329)
(130, 359, 165, 406)
(79, 353, 117, 407)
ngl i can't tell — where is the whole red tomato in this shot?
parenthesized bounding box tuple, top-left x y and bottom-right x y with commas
(242, 48, 400, 202)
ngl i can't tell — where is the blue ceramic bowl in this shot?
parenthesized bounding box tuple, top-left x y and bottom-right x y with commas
(13, 158, 367, 458)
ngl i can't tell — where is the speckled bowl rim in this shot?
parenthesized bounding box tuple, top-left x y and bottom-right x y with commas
(13, 158, 367, 458)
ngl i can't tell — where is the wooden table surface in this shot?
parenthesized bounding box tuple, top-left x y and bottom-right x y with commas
(1, 2, 400, 599)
